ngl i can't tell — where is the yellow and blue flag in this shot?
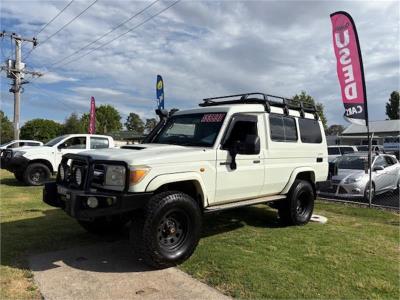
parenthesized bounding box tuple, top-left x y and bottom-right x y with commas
(156, 75, 164, 109)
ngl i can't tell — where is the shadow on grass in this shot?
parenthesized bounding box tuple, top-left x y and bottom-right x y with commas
(0, 177, 55, 187)
(2, 205, 282, 274)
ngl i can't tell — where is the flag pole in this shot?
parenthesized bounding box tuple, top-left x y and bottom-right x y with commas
(367, 124, 373, 208)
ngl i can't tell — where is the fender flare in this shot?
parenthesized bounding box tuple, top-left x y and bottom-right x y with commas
(281, 167, 316, 194)
(145, 172, 208, 206)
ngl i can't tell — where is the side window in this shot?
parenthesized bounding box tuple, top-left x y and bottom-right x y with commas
(91, 137, 109, 149)
(298, 118, 322, 143)
(269, 114, 297, 142)
(27, 142, 39, 146)
(384, 156, 396, 166)
(7, 142, 18, 149)
(223, 116, 258, 152)
(341, 147, 355, 154)
(59, 137, 87, 149)
(374, 156, 388, 169)
(328, 147, 340, 155)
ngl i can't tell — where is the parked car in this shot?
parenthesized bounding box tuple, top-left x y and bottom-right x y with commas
(2, 134, 114, 185)
(0, 139, 43, 150)
(356, 145, 384, 153)
(383, 136, 400, 158)
(328, 145, 358, 162)
(44, 92, 328, 268)
(319, 152, 400, 200)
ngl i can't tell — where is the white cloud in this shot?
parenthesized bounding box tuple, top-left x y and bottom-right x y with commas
(71, 86, 125, 96)
(35, 71, 78, 84)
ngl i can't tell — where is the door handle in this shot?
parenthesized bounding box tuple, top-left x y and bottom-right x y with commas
(253, 160, 261, 164)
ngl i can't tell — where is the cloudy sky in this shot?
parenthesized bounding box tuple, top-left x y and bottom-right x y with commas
(0, 0, 398, 127)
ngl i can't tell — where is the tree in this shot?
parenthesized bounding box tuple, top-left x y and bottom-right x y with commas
(20, 119, 63, 142)
(0, 111, 13, 144)
(385, 91, 399, 120)
(326, 124, 345, 136)
(144, 118, 157, 133)
(292, 91, 328, 130)
(63, 113, 84, 134)
(125, 113, 144, 134)
(95, 105, 122, 134)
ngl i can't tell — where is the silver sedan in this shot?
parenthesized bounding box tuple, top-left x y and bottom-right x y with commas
(319, 153, 400, 200)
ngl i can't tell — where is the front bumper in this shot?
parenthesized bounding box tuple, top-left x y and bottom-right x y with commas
(43, 182, 152, 221)
(1, 155, 29, 172)
(317, 181, 366, 199)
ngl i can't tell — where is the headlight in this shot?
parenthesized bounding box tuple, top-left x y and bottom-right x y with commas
(75, 168, 83, 186)
(129, 166, 151, 185)
(13, 151, 25, 157)
(344, 176, 363, 184)
(105, 165, 126, 186)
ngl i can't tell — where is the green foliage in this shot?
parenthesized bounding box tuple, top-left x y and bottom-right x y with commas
(125, 112, 145, 134)
(95, 105, 122, 134)
(326, 124, 345, 135)
(144, 118, 157, 133)
(385, 91, 399, 120)
(62, 113, 85, 134)
(293, 91, 328, 130)
(0, 111, 13, 144)
(20, 118, 63, 142)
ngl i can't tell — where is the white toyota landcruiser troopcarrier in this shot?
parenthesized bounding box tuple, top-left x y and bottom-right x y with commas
(43, 93, 328, 268)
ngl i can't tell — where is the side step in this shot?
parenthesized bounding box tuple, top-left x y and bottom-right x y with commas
(204, 195, 286, 213)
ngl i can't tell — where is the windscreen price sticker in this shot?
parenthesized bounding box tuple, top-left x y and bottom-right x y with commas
(201, 113, 225, 123)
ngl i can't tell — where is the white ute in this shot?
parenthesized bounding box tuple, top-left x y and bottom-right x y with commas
(2, 134, 114, 185)
(43, 93, 328, 268)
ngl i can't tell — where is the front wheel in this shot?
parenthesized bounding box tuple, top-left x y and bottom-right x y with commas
(278, 180, 314, 226)
(364, 182, 375, 201)
(130, 191, 202, 269)
(23, 163, 51, 186)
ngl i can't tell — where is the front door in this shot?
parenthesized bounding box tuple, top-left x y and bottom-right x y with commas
(214, 114, 264, 204)
(55, 136, 88, 167)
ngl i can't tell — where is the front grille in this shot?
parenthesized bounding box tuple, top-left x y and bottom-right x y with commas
(338, 187, 348, 194)
(332, 179, 341, 184)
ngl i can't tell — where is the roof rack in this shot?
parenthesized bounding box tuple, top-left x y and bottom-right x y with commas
(200, 92, 319, 120)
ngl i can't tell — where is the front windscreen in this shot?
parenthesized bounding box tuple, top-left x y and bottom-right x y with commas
(45, 135, 67, 146)
(337, 155, 369, 170)
(152, 113, 226, 147)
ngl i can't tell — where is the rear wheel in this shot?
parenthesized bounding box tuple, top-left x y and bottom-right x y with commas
(130, 191, 202, 269)
(78, 216, 127, 235)
(23, 163, 51, 186)
(278, 180, 314, 226)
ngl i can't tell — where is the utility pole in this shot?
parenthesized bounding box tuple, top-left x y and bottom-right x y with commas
(0, 31, 43, 140)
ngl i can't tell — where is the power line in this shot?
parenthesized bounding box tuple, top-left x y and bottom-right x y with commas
(29, 82, 78, 112)
(50, 0, 160, 67)
(36, 0, 75, 36)
(57, 0, 180, 69)
(24, 0, 98, 60)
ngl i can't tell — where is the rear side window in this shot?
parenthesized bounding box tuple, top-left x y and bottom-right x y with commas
(299, 118, 322, 143)
(91, 137, 109, 149)
(328, 147, 340, 155)
(269, 114, 297, 142)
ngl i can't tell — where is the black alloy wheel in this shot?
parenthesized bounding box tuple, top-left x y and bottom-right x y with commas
(278, 179, 314, 226)
(130, 191, 202, 269)
(24, 163, 51, 186)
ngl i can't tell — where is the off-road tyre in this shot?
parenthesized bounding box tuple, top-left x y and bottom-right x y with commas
(14, 171, 24, 182)
(278, 180, 314, 226)
(78, 215, 127, 235)
(23, 163, 51, 186)
(130, 191, 202, 269)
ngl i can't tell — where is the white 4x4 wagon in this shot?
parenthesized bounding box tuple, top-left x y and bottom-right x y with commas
(44, 93, 328, 268)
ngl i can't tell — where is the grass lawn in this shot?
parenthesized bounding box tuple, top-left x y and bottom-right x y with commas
(1, 169, 399, 299)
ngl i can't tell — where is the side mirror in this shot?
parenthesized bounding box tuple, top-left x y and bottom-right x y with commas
(373, 165, 385, 172)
